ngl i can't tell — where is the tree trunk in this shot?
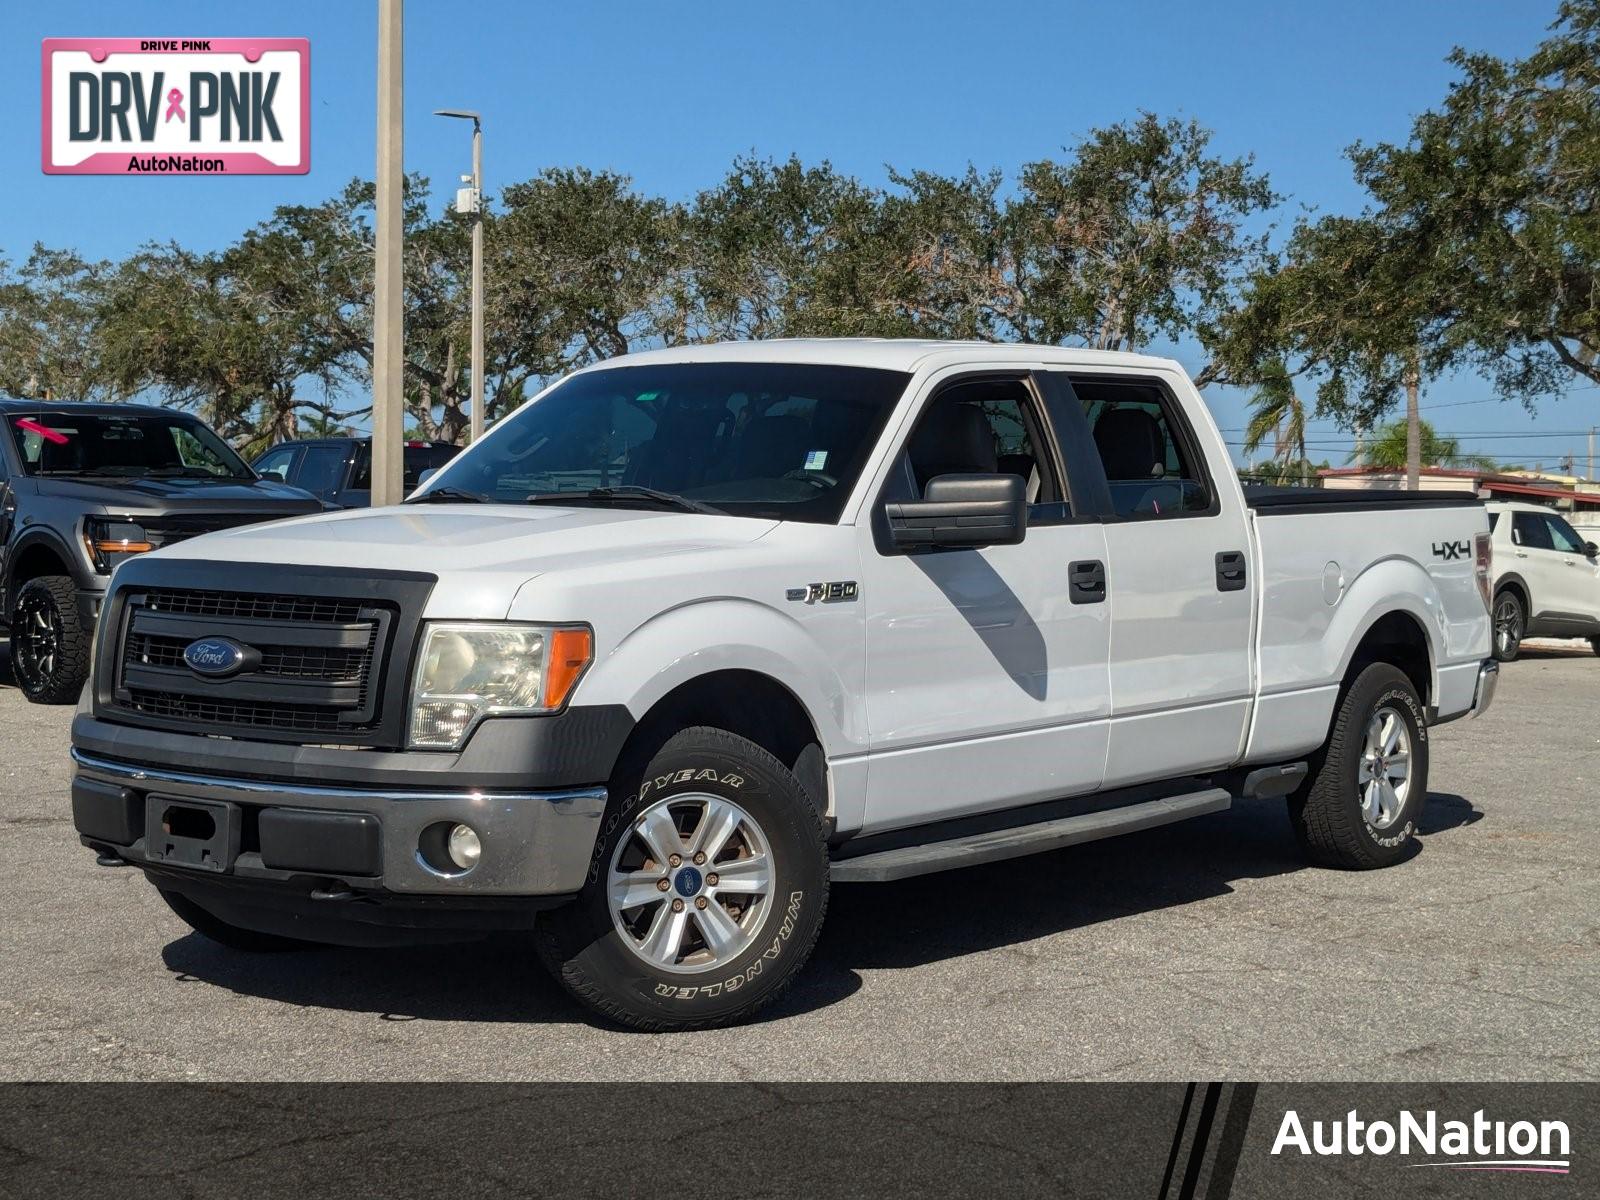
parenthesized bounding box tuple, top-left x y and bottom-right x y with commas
(1404, 360, 1421, 491)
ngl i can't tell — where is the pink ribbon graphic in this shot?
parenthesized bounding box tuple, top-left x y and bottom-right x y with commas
(164, 88, 185, 123)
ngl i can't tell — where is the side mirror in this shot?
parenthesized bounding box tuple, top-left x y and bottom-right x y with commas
(886, 473, 1027, 550)
(1584, 540, 1598, 557)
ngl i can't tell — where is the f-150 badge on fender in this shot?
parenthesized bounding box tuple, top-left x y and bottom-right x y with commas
(787, 581, 858, 603)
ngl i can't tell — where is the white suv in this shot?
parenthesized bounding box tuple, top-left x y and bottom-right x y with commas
(1487, 500, 1600, 660)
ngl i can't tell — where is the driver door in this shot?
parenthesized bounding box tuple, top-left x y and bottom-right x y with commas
(858, 372, 1111, 833)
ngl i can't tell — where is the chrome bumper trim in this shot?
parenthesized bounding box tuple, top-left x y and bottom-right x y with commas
(1468, 660, 1499, 719)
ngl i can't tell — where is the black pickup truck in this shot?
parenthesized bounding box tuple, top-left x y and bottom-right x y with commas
(0, 401, 323, 703)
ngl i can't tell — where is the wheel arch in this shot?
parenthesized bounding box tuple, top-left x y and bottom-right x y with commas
(1342, 608, 1434, 706)
(618, 670, 830, 816)
(1493, 572, 1531, 616)
(580, 599, 860, 819)
(5, 529, 85, 614)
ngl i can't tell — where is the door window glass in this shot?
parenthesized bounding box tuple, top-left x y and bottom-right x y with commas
(891, 378, 1067, 520)
(253, 446, 297, 482)
(1512, 511, 1554, 550)
(1546, 514, 1586, 553)
(295, 445, 349, 497)
(1072, 378, 1212, 518)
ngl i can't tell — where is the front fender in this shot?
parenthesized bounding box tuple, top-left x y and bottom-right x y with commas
(577, 597, 864, 760)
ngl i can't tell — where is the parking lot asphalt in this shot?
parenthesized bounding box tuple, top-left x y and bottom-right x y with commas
(3, 644, 1597, 1082)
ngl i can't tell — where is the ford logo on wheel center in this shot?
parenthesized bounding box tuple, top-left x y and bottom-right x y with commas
(182, 637, 250, 678)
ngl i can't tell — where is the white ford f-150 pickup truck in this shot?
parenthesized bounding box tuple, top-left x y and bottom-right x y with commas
(70, 339, 1497, 1029)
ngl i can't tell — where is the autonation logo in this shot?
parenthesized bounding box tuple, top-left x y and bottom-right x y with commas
(1272, 1108, 1571, 1175)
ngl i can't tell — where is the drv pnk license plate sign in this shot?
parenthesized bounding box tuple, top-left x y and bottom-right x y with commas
(42, 38, 309, 175)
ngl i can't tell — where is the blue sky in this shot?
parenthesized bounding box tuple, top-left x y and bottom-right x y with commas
(4, 0, 1593, 468)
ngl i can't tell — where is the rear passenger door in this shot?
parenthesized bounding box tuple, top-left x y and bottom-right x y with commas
(1508, 510, 1561, 621)
(1064, 371, 1254, 786)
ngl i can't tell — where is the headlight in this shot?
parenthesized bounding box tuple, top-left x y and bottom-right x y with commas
(407, 622, 594, 749)
(83, 518, 153, 574)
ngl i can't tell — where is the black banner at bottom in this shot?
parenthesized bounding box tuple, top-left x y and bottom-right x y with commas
(0, 1083, 1591, 1198)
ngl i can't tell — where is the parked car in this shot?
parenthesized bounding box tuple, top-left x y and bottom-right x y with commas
(69, 341, 1495, 1029)
(251, 437, 460, 507)
(1485, 498, 1600, 661)
(0, 400, 324, 703)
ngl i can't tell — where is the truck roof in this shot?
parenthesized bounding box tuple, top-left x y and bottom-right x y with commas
(0, 398, 176, 417)
(578, 338, 1183, 376)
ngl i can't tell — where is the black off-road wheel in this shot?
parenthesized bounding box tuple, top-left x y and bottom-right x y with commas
(1289, 662, 1429, 870)
(537, 727, 829, 1031)
(1491, 589, 1524, 663)
(158, 887, 315, 953)
(1589, 636, 1600, 658)
(10, 575, 91, 704)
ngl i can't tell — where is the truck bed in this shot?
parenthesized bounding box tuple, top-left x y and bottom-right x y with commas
(1244, 485, 1481, 514)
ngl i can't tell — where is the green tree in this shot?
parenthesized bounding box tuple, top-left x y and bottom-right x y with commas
(1241, 361, 1314, 485)
(0, 246, 119, 401)
(1352, 418, 1499, 471)
(1348, 0, 1600, 401)
(1015, 113, 1278, 355)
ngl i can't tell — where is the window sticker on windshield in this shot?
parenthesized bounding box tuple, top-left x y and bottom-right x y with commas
(15, 418, 69, 445)
(804, 449, 828, 471)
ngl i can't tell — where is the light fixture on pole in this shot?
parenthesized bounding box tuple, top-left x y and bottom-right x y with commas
(435, 108, 484, 444)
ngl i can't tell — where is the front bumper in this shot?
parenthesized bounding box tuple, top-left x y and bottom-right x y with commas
(1468, 658, 1499, 719)
(72, 747, 606, 905)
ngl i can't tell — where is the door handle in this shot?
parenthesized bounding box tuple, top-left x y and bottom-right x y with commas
(1515, 550, 1529, 558)
(1215, 550, 1248, 592)
(1068, 559, 1106, 604)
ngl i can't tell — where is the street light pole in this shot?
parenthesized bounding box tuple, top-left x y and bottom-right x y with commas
(436, 108, 484, 443)
(372, 0, 405, 506)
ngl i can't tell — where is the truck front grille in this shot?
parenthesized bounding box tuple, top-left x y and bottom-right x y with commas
(109, 586, 391, 742)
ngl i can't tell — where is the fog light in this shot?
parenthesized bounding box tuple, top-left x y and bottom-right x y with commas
(446, 823, 481, 869)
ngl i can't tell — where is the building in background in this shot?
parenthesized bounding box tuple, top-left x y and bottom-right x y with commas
(1319, 465, 1600, 533)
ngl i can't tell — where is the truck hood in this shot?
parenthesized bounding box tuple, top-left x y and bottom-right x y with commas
(33, 475, 322, 513)
(148, 503, 781, 619)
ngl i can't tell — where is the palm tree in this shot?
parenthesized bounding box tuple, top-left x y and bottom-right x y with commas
(1242, 362, 1312, 486)
(1350, 418, 1499, 472)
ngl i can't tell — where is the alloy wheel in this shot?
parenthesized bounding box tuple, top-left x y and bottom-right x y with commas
(11, 591, 63, 694)
(1494, 597, 1522, 657)
(1357, 705, 1412, 830)
(607, 793, 774, 974)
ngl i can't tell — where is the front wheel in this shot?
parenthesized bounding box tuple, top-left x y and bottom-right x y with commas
(1492, 590, 1524, 662)
(1289, 662, 1429, 870)
(10, 575, 92, 704)
(537, 727, 829, 1031)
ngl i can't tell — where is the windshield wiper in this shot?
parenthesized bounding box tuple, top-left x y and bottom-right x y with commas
(406, 486, 489, 504)
(525, 485, 723, 515)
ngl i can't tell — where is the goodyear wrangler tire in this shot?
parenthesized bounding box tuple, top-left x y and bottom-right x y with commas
(536, 726, 829, 1031)
(1288, 662, 1428, 870)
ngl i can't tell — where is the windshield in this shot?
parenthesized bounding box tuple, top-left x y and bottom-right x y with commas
(425, 362, 910, 521)
(9, 411, 253, 480)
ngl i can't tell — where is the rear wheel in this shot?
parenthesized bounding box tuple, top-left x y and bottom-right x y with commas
(1589, 637, 1600, 658)
(537, 726, 829, 1031)
(1289, 662, 1429, 870)
(1491, 590, 1524, 662)
(158, 887, 314, 952)
(10, 575, 91, 704)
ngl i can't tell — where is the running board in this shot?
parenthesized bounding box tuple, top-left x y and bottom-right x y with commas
(829, 788, 1232, 883)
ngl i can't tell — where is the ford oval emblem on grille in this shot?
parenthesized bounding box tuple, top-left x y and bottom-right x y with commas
(182, 637, 252, 678)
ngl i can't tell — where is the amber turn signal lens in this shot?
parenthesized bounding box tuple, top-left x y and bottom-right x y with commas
(91, 539, 154, 553)
(542, 628, 594, 709)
